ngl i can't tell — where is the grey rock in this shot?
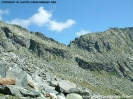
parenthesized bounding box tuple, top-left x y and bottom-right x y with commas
(66, 93, 83, 99)
(27, 73, 33, 81)
(0, 85, 40, 98)
(13, 35, 30, 48)
(0, 85, 22, 97)
(56, 80, 77, 94)
(0, 62, 27, 87)
(6, 64, 27, 87)
(40, 93, 46, 99)
(32, 73, 42, 83)
(20, 88, 40, 98)
(69, 88, 81, 93)
(57, 95, 66, 99)
(27, 80, 39, 92)
(50, 80, 58, 87)
(78, 91, 91, 99)
(56, 93, 65, 97)
(41, 83, 58, 94)
(0, 63, 7, 77)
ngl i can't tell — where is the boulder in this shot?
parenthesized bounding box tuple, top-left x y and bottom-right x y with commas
(41, 83, 58, 94)
(66, 93, 83, 99)
(20, 88, 40, 98)
(0, 85, 23, 97)
(56, 93, 65, 97)
(0, 85, 40, 97)
(69, 88, 80, 93)
(56, 80, 77, 94)
(78, 91, 91, 99)
(0, 63, 28, 87)
(6, 64, 27, 87)
(57, 95, 66, 99)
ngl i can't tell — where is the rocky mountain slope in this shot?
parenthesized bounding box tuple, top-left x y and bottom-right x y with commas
(69, 27, 133, 78)
(0, 20, 133, 99)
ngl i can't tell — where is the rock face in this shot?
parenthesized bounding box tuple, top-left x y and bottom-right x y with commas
(69, 27, 133, 77)
(0, 21, 133, 98)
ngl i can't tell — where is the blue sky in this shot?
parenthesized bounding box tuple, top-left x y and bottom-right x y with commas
(0, 0, 133, 45)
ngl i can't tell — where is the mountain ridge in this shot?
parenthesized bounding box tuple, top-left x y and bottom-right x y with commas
(0, 20, 133, 98)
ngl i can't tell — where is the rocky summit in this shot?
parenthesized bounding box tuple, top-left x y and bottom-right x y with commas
(0, 20, 133, 99)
